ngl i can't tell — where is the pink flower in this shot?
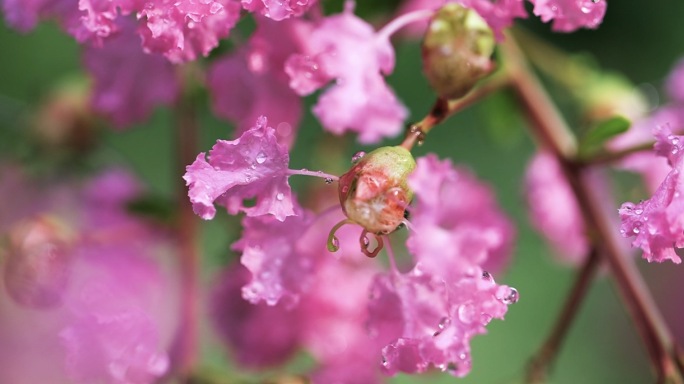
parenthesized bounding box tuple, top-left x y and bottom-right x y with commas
(529, 0, 607, 32)
(184, 116, 295, 221)
(666, 58, 684, 104)
(208, 17, 309, 147)
(83, 19, 179, 128)
(77, 0, 140, 44)
(234, 207, 315, 306)
(525, 152, 589, 264)
(138, 0, 242, 63)
(367, 265, 516, 377)
(619, 125, 684, 264)
(0, 168, 177, 384)
(407, 154, 515, 275)
(241, 0, 316, 21)
(210, 264, 302, 367)
(284, 5, 407, 143)
(1, 0, 82, 34)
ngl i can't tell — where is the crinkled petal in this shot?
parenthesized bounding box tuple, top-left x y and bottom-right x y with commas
(367, 266, 514, 377)
(83, 19, 179, 127)
(241, 0, 316, 21)
(619, 125, 684, 263)
(530, 0, 607, 32)
(138, 0, 241, 63)
(183, 116, 294, 221)
(407, 155, 515, 275)
(285, 8, 406, 142)
(234, 208, 314, 306)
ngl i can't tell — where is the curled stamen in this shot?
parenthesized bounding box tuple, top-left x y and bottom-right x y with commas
(360, 230, 384, 258)
(327, 219, 354, 252)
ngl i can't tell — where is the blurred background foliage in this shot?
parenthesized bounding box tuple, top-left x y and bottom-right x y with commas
(1, 0, 683, 383)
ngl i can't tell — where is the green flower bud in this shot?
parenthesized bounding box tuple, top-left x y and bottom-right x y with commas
(338, 146, 416, 234)
(422, 3, 495, 100)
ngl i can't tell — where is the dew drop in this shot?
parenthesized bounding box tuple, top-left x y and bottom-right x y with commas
(482, 271, 492, 281)
(276, 192, 284, 201)
(361, 235, 370, 247)
(433, 316, 451, 336)
(328, 236, 340, 252)
(324, 177, 334, 185)
(673, 137, 680, 145)
(635, 208, 644, 215)
(351, 151, 366, 164)
(381, 354, 389, 367)
(256, 152, 267, 164)
(457, 304, 477, 324)
(633, 227, 640, 234)
(503, 288, 519, 304)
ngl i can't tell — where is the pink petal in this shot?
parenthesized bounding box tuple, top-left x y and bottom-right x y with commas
(183, 116, 295, 221)
(530, 0, 607, 32)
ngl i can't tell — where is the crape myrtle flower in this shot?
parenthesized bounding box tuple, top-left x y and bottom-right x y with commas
(619, 124, 684, 264)
(528, 0, 607, 32)
(83, 18, 180, 127)
(284, 1, 408, 143)
(137, 0, 242, 63)
(525, 152, 589, 264)
(610, 59, 684, 192)
(184, 116, 319, 222)
(189, 115, 518, 380)
(240, 0, 317, 21)
(208, 16, 311, 148)
(211, 215, 385, 383)
(0, 167, 178, 384)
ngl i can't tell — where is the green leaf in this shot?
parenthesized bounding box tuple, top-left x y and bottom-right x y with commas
(578, 115, 631, 158)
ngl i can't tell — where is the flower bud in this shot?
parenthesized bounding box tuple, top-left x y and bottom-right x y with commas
(338, 146, 416, 234)
(3, 217, 72, 309)
(422, 3, 495, 100)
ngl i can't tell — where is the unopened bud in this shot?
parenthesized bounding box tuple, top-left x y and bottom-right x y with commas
(338, 146, 415, 234)
(422, 4, 495, 100)
(3, 217, 72, 309)
(32, 78, 97, 153)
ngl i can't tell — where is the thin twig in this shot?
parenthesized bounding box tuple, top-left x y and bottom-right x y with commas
(527, 248, 601, 383)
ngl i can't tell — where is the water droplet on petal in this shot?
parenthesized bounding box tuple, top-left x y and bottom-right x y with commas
(482, 271, 492, 281)
(633, 227, 640, 234)
(433, 316, 451, 336)
(324, 177, 334, 184)
(276, 192, 284, 201)
(503, 288, 519, 304)
(256, 152, 267, 164)
(458, 304, 477, 324)
(351, 151, 366, 164)
(635, 208, 643, 215)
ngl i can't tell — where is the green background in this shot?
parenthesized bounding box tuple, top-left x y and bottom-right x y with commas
(1, 1, 683, 383)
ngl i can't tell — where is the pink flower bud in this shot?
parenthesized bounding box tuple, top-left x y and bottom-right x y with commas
(338, 146, 415, 234)
(3, 217, 72, 309)
(422, 3, 495, 100)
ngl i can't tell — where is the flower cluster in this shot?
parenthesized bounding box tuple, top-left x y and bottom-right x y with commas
(185, 116, 518, 380)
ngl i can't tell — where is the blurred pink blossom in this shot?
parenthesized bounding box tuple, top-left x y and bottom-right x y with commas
(284, 5, 407, 143)
(83, 19, 179, 127)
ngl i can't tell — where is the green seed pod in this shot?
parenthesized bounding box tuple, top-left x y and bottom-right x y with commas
(422, 3, 495, 100)
(338, 146, 416, 234)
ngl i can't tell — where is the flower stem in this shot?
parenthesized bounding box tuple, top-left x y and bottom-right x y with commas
(400, 70, 511, 150)
(502, 36, 683, 383)
(287, 168, 339, 181)
(173, 67, 201, 380)
(526, 248, 600, 383)
(377, 9, 435, 42)
(579, 141, 655, 166)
